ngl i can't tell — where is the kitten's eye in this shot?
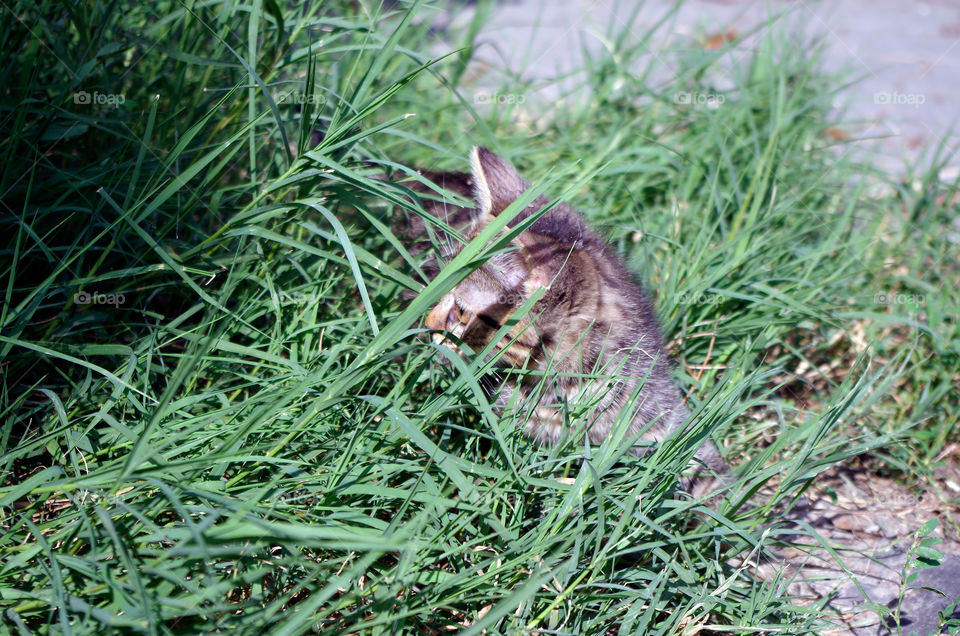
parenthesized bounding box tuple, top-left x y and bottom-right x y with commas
(451, 300, 469, 326)
(446, 305, 460, 330)
(427, 297, 470, 333)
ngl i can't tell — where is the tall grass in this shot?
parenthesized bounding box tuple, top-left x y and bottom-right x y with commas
(1, 1, 956, 633)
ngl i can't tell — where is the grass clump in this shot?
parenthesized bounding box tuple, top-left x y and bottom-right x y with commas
(1, 1, 956, 633)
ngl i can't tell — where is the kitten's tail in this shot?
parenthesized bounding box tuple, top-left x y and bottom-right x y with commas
(682, 439, 731, 499)
(672, 406, 732, 499)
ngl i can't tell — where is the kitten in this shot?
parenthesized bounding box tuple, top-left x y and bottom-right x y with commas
(394, 147, 727, 495)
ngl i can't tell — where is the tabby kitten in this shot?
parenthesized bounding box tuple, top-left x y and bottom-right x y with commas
(395, 147, 726, 493)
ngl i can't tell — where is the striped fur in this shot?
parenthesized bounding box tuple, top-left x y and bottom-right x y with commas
(395, 147, 727, 493)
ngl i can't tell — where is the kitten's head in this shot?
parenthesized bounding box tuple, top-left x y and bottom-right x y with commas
(410, 147, 550, 356)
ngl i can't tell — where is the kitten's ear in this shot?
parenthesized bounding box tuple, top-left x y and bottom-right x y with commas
(470, 146, 531, 216)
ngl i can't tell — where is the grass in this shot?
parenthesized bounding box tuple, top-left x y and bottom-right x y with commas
(1, 0, 957, 633)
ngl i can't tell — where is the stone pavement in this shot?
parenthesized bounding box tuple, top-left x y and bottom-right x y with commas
(758, 465, 960, 635)
(449, 0, 960, 177)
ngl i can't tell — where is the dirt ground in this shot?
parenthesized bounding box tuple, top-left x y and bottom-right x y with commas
(759, 452, 960, 634)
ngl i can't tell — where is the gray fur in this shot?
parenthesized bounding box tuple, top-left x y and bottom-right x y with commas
(395, 147, 729, 494)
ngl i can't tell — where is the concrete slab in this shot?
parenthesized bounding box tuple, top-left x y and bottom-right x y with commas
(436, 0, 960, 177)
